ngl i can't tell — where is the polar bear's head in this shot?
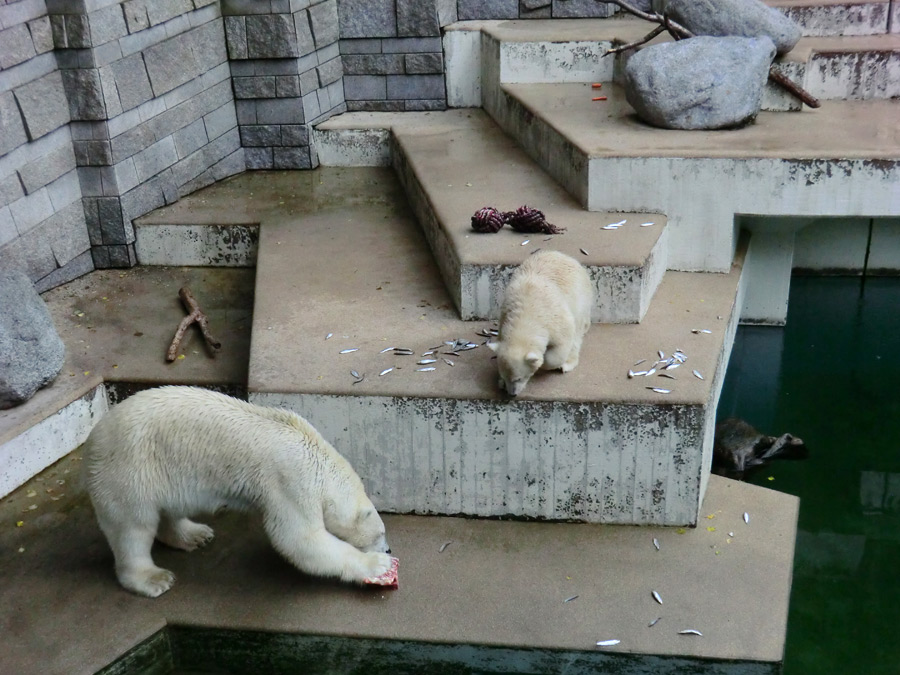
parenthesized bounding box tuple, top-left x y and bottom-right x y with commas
(324, 491, 390, 554)
(487, 340, 543, 396)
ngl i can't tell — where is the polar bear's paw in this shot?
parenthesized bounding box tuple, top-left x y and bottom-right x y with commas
(158, 518, 215, 552)
(120, 566, 176, 598)
(345, 551, 394, 583)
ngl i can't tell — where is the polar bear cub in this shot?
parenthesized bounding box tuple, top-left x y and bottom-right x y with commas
(488, 251, 594, 396)
(82, 386, 393, 597)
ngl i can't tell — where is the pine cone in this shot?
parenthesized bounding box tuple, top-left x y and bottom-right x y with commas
(470, 206, 506, 233)
(504, 205, 565, 234)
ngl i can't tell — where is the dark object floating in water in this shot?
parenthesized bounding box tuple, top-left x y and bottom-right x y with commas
(713, 418, 808, 479)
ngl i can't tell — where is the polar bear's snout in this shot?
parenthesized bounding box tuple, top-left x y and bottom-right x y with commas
(364, 532, 391, 555)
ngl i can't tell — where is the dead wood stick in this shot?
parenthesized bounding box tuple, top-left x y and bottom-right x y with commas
(606, 0, 820, 108)
(166, 287, 222, 362)
(604, 25, 666, 56)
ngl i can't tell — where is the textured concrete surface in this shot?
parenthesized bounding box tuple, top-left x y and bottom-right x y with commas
(0, 455, 798, 674)
(0, 266, 254, 450)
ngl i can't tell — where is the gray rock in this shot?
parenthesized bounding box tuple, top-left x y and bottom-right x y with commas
(0, 270, 65, 409)
(666, 0, 802, 55)
(623, 36, 776, 130)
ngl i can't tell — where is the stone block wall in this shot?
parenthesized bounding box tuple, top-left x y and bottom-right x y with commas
(52, 0, 244, 268)
(224, 0, 344, 170)
(1, 0, 622, 287)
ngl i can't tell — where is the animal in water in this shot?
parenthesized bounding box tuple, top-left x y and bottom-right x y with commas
(712, 417, 808, 478)
(488, 250, 594, 396)
(82, 386, 393, 597)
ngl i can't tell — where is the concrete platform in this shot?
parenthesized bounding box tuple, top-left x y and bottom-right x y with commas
(344, 108, 668, 322)
(0, 267, 254, 496)
(768, 0, 891, 36)
(0, 454, 798, 674)
(486, 81, 900, 272)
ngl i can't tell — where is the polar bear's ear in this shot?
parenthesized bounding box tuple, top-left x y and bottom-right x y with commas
(526, 352, 542, 368)
(486, 341, 499, 352)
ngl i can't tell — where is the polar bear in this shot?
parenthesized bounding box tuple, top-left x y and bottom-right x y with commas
(82, 386, 393, 597)
(488, 251, 594, 396)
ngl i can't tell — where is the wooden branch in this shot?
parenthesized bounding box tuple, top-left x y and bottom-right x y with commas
(605, 0, 821, 109)
(604, 25, 666, 57)
(166, 287, 222, 362)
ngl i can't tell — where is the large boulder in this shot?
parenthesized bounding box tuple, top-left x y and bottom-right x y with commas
(665, 0, 802, 55)
(623, 35, 776, 130)
(0, 270, 65, 409)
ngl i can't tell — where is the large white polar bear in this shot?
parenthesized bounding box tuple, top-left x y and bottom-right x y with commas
(488, 250, 594, 396)
(82, 386, 393, 597)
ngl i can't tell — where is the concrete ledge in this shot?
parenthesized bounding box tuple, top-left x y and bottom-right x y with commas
(2, 469, 798, 674)
(134, 221, 259, 266)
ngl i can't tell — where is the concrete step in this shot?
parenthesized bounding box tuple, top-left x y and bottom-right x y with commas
(446, 18, 900, 113)
(2, 459, 798, 674)
(484, 80, 900, 272)
(160, 166, 747, 527)
(317, 109, 668, 323)
(767, 0, 892, 36)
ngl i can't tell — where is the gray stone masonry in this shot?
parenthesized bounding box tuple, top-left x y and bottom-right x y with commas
(13, 70, 70, 141)
(0, 269, 65, 410)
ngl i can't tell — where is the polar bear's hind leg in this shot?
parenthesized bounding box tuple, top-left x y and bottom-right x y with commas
(157, 515, 215, 551)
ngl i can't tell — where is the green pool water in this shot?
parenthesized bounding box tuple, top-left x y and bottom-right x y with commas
(717, 276, 900, 675)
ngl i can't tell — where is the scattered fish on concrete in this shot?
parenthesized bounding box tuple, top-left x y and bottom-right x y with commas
(521, 239, 531, 246)
(340, 348, 358, 354)
(648, 387, 671, 394)
(596, 639, 621, 647)
(325, 333, 333, 340)
(417, 367, 436, 372)
(640, 222, 654, 227)
(673, 351, 687, 362)
(443, 358, 455, 367)
(439, 541, 453, 553)
(379, 368, 393, 377)
(632, 370, 648, 377)
(380, 346, 395, 353)
(422, 350, 435, 356)
(678, 629, 703, 636)
(351, 370, 360, 379)
(692, 329, 713, 334)
(444, 351, 460, 357)
(649, 617, 662, 627)
(653, 538, 660, 551)
(564, 595, 579, 603)
(580, 248, 589, 255)
(743, 512, 750, 524)
(633, 359, 646, 367)
(659, 373, 676, 380)
(658, 350, 665, 360)
(628, 370, 636, 378)
(645, 368, 657, 376)
(418, 359, 437, 365)
(652, 590, 663, 605)
(665, 363, 681, 370)
(602, 225, 619, 231)
(352, 375, 365, 385)
(693, 369, 704, 380)
(394, 348, 414, 355)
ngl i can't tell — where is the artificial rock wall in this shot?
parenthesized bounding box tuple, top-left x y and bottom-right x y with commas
(1, 0, 619, 289)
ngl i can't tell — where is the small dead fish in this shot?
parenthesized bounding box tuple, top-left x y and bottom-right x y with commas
(379, 368, 393, 376)
(444, 351, 460, 357)
(653, 538, 660, 551)
(602, 225, 619, 231)
(658, 350, 665, 359)
(544, 236, 553, 241)
(352, 375, 365, 385)
(645, 368, 657, 376)
(652, 590, 663, 605)
(339, 348, 358, 354)
(596, 639, 620, 647)
(632, 370, 648, 377)
(628, 370, 636, 378)
(422, 350, 435, 356)
(439, 541, 452, 553)
(520, 239, 530, 246)
(648, 387, 671, 394)
(673, 351, 687, 362)
(394, 348, 414, 355)
(692, 329, 713, 334)
(530, 248, 542, 255)
(648, 617, 662, 627)
(743, 512, 750, 524)
(564, 595, 579, 603)
(417, 367, 436, 372)
(580, 248, 588, 255)
(640, 221, 654, 227)
(610, 219, 627, 227)
(633, 359, 646, 367)
(325, 333, 333, 340)
(665, 363, 681, 370)
(380, 347, 395, 353)
(693, 369, 704, 380)
(678, 630, 703, 636)
(418, 359, 437, 365)
(351, 370, 360, 379)
(659, 373, 676, 380)
(443, 358, 455, 367)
